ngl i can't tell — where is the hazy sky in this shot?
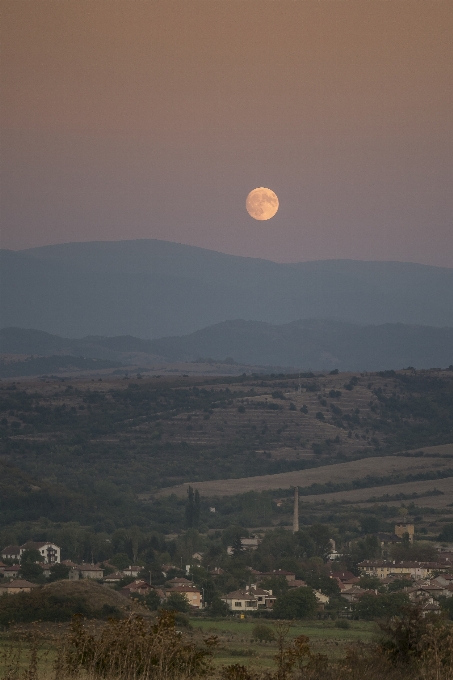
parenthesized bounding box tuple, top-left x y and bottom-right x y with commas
(1, 1, 452, 265)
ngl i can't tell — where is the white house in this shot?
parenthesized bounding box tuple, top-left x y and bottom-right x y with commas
(222, 590, 258, 612)
(222, 587, 275, 612)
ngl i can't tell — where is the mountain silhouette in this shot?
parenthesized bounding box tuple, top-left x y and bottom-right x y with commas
(1, 239, 453, 338)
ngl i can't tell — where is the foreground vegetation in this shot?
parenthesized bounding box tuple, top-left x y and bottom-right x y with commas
(1, 608, 452, 680)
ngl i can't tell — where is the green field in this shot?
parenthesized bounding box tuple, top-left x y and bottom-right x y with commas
(192, 617, 379, 669)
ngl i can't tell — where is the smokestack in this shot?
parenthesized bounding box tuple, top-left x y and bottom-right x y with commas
(293, 486, 299, 533)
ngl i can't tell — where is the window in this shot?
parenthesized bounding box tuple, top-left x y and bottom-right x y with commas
(234, 602, 242, 607)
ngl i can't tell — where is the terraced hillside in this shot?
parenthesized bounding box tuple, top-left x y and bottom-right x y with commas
(0, 366, 451, 506)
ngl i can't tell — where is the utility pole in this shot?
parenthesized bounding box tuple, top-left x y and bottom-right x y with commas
(292, 486, 299, 533)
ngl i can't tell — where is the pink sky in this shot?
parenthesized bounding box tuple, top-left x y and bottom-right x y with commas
(1, 1, 452, 265)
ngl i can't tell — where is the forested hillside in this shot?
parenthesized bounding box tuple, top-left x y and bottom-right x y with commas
(1, 369, 452, 534)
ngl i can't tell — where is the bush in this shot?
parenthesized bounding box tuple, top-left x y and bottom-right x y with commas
(63, 611, 212, 678)
(335, 619, 350, 629)
(0, 589, 93, 626)
(252, 623, 275, 643)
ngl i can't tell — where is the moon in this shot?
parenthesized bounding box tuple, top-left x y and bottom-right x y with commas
(246, 187, 279, 221)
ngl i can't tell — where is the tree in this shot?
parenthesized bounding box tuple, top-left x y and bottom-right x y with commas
(361, 516, 380, 535)
(185, 486, 200, 529)
(355, 592, 410, 620)
(294, 525, 332, 561)
(145, 589, 161, 611)
(110, 553, 131, 570)
(19, 561, 44, 582)
(207, 596, 230, 617)
(259, 576, 289, 599)
(358, 575, 383, 591)
(19, 549, 44, 582)
(391, 541, 437, 563)
(438, 523, 453, 542)
(165, 592, 190, 613)
(230, 535, 244, 557)
(272, 587, 318, 620)
(48, 563, 70, 582)
(20, 549, 43, 565)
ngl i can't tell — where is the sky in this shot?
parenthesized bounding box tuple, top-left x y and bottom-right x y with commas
(1, 0, 452, 266)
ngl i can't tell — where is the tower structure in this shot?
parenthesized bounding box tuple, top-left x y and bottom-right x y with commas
(292, 486, 299, 533)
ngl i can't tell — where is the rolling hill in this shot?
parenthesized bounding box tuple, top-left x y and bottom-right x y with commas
(1, 319, 452, 373)
(2, 239, 453, 338)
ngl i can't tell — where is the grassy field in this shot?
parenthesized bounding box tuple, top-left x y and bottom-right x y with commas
(191, 617, 379, 669)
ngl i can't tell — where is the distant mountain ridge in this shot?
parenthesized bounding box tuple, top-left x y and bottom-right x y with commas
(2, 320, 452, 372)
(1, 240, 453, 338)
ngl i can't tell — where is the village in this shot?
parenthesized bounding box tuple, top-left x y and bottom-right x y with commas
(2, 524, 453, 620)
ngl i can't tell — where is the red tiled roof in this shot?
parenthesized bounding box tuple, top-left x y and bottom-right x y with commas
(1, 545, 20, 554)
(223, 590, 257, 601)
(331, 571, 356, 581)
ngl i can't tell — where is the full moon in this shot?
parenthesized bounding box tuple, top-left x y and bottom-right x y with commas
(246, 187, 279, 220)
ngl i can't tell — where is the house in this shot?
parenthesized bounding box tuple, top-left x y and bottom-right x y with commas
(248, 586, 276, 608)
(222, 590, 259, 612)
(210, 567, 224, 577)
(122, 566, 141, 578)
(339, 578, 361, 591)
(227, 537, 261, 555)
(433, 573, 453, 588)
(122, 580, 154, 598)
(314, 590, 330, 605)
(192, 552, 203, 562)
(287, 579, 307, 588)
(341, 587, 369, 604)
(421, 601, 442, 617)
(331, 571, 357, 583)
(0, 562, 6, 575)
(166, 577, 193, 588)
(79, 565, 104, 580)
(358, 560, 445, 580)
(377, 533, 403, 557)
(252, 569, 296, 583)
(1, 546, 21, 562)
(164, 585, 202, 608)
(103, 572, 124, 586)
(222, 586, 274, 612)
(0, 579, 38, 594)
(20, 542, 60, 564)
(3, 565, 21, 579)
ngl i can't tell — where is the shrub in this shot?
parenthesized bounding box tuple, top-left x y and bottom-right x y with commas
(63, 611, 214, 678)
(252, 623, 275, 643)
